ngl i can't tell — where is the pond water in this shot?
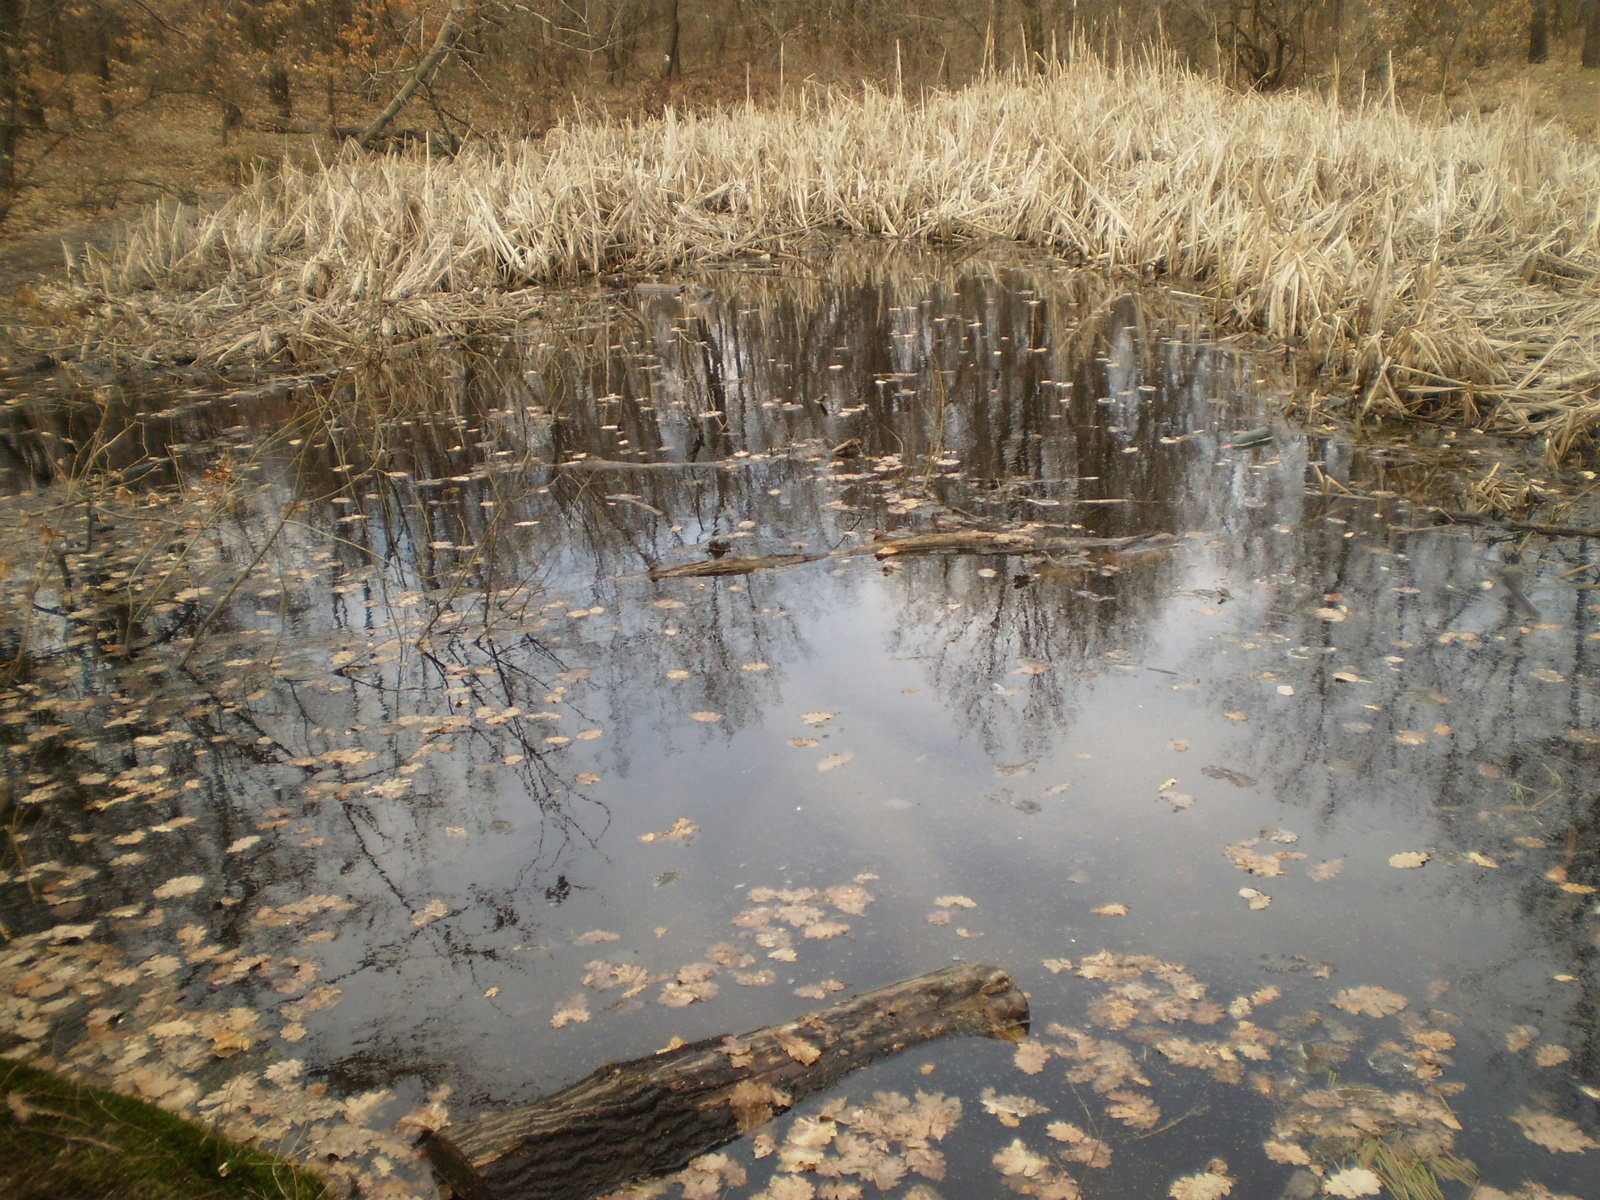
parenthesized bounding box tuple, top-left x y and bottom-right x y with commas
(2, 248, 1597, 1200)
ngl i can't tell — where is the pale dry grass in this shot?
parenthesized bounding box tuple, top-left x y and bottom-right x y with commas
(56, 53, 1600, 452)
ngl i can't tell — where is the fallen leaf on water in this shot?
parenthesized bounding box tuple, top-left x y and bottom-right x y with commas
(1389, 852, 1429, 869)
(825, 884, 875, 914)
(800, 712, 835, 725)
(1262, 1141, 1310, 1165)
(1014, 660, 1050, 676)
(1224, 843, 1284, 877)
(1506, 1025, 1539, 1052)
(1239, 888, 1271, 910)
(1308, 858, 1344, 881)
(1514, 836, 1548, 848)
(1331, 986, 1408, 1017)
(1465, 851, 1500, 868)
(742, 662, 770, 672)
(993, 1138, 1049, 1177)
(1223, 711, 1248, 722)
(1535, 1044, 1572, 1067)
(1105, 1090, 1160, 1129)
(735, 969, 776, 986)
(981, 1087, 1050, 1126)
(1323, 1167, 1383, 1197)
(411, 897, 449, 927)
(1312, 607, 1346, 622)
(1091, 903, 1129, 916)
(926, 911, 951, 926)
(791, 738, 819, 747)
(152, 875, 204, 899)
(689, 711, 722, 723)
(1561, 881, 1597, 894)
(1014, 1041, 1051, 1074)
(226, 836, 260, 854)
(577, 728, 604, 740)
(804, 921, 850, 939)
(666, 669, 691, 679)
(817, 752, 854, 772)
(1202, 766, 1256, 788)
(575, 929, 620, 945)
(1261, 828, 1298, 843)
(935, 895, 977, 908)
(640, 817, 698, 842)
(1510, 1111, 1598, 1153)
(1276, 685, 1295, 696)
(551, 995, 591, 1027)
(576, 772, 602, 785)
(1168, 1169, 1234, 1200)
(1394, 730, 1428, 746)
(1042, 958, 1073, 974)
(1530, 669, 1565, 683)
(793, 979, 845, 1000)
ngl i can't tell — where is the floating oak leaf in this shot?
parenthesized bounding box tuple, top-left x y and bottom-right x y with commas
(993, 1139, 1049, 1177)
(1014, 1041, 1051, 1074)
(1262, 1141, 1310, 1165)
(825, 884, 874, 914)
(1105, 1090, 1159, 1129)
(777, 1032, 821, 1065)
(800, 712, 835, 725)
(576, 772, 602, 785)
(153, 875, 204, 899)
(1239, 889, 1271, 910)
(1091, 903, 1129, 916)
(1224, 843, 1283, 876)
(574, 929, 620, 945)
(640, 817, 698, 842)
(690, 711, 722, 722)
(1511, 1111, 1598, 1153)
(1169, 1170, 1233, 1200)
(1042, 958, 1073, 974)
(805, 921, 850, 940)
(1323, 1167, 1383, 1197)
(551, 994, 590, 1028)
(411, 897, 449, 927)
(934, 895, 976, 908)
(1388, 852, 1429, 868)
(1331, 986, 1408, 1018)
(1309, 858, 1345, 881)
(981, 1088, 1049, 1126)
(735, 969, 776, 987)
(1535, 1044, 1572, 1067)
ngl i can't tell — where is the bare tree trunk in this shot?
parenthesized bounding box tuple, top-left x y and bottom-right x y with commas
(1584, 0, 1600, 67)
(663, 0, 681, 78)
(357, 0, 467, 149)
(1530, 0, 1551, 62)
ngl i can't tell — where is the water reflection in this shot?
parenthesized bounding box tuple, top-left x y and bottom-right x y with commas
(1, 246, 1597, 1199)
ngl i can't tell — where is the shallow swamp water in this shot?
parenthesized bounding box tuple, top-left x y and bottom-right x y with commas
(1, 248, 1598, 1200)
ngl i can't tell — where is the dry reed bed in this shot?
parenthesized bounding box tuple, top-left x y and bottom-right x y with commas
(59, 57, 1600, 450)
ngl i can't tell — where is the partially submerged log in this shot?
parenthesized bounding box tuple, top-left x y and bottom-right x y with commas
(421, 963, 1028, 1200)
(648, 553, 816, 579)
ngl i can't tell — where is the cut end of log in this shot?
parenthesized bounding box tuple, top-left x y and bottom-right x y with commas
(977, 965, 1031, 1042)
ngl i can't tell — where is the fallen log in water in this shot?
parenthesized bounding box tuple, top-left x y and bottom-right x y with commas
(420, 963, 1028, 1200)
(635, 530, 1178, 581)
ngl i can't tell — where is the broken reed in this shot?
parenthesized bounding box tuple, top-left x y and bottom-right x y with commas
(71, 52, 1600, 453)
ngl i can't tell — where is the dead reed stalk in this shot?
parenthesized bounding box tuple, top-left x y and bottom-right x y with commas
(54, 52, 1600, 452)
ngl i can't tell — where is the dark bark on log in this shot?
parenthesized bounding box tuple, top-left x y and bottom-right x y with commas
(420, 963, 1028, 1200)
(1434, 511, 1600, 539)
(639, 531, 1178, 580)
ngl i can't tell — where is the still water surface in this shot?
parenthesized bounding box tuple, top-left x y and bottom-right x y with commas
(1, 248, 1597, 1200)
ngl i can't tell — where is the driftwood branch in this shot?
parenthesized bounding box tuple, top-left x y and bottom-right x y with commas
(357, 0, 468, 151)
(420, 963, 1028, 1200)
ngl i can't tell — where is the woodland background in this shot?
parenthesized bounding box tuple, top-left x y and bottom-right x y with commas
(0, 0, 1595, 237)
